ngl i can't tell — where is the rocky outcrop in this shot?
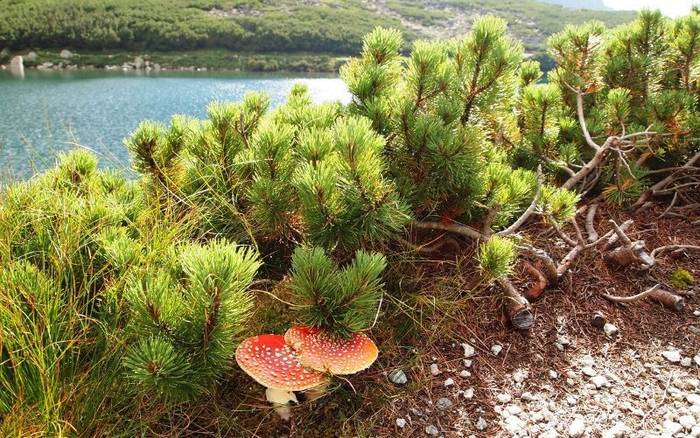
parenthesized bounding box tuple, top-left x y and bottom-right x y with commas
(60, 49, 74, 59)
(25, 51, 38, 62)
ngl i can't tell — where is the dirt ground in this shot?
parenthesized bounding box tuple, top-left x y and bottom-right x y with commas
(164, 204, 699, 437)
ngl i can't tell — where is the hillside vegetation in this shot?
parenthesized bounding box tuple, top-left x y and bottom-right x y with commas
(0, 0, 636, 60)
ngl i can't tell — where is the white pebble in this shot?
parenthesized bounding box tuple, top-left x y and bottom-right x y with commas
(443, 378, 454, 387)
(496, 393, 512, 404)
(603, 323, 618, 336)
(430, 363, 441, 376)
(581, 366, 597, 377)
(491, 344, 503, 356)
(569, 417, 586, 437)
(462, 343, 476, 358)
(662, 350, 682, 363)
(396, 418, 406, 428)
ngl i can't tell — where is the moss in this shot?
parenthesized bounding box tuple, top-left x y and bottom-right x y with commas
(670, 268, 695, 289)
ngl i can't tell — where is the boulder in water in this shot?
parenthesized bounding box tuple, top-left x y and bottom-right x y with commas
(9, 55, 24, 77)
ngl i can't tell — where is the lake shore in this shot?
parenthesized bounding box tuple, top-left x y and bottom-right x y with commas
(0, 49, 349, 73)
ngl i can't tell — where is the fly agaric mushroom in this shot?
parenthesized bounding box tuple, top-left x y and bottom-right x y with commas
(235, 334, 327, 420)
(284, 326, 379, 375)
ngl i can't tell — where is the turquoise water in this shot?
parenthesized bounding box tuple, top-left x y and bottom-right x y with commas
(0, 70, 350, 179)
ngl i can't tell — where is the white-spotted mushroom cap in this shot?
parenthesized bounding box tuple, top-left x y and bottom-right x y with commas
(284, 326, 379, 375)
(235, 334, 328, 391)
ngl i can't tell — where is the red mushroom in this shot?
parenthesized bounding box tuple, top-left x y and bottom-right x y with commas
(284, 326, 379, 375)
(235, 334, 328, 419)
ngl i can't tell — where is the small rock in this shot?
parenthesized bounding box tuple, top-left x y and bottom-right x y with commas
(590, 375, 609, 389)
(505, 404, 522, 415)
(460, 370, 471, 378)
(602, 421, 629, 438)
(681, 357, 692, 367)
(388, 369, 408, 385)
(463, 387, 475, 399)
(603, 323, 618, 336)
(694, 353, 700, 367)
(694, 309, 700, 317)
(548, 370, 559, 379)
(503, 415, 525, 433)
(430, 363, 442, 376)
(436, 397, 453, 410)
(688, 393, 700, 406)
(555, 335, 570, 351)
(662, 350, 682, 363)
(513, 369, 529, 383)
(568, 417, 585, 437)
(461, 343, 476, 358)
(444, 378, 454, 387)
(396, 418, 406, 428)
(581, 366, 597, 377)
(496, 393, 512, 404)
(59, 49, 74, 59)
(491, 344, 503, 356)
(25, 51, 37, 62)
(663, 420, 683, 435)
(463, 359, 473, 368)
(410, 408, 423, 417)
(679, 415, 696, 430)
(425, 424, 439, 436)
(521, 391, 535, 402)
(475, 417, 488, 431)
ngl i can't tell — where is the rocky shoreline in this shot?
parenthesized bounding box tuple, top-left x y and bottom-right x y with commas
(0, 48, 343, 74)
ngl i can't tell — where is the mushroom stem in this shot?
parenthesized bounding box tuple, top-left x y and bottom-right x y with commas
(265, 388, 298, 421)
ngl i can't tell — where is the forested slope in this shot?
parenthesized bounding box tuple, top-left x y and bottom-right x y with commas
(0, 0, 636, 57)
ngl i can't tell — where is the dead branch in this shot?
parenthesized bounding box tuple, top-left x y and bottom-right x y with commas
(633, 151, 700, 209)
(585, 203, 599, 242)
(413, 221, 485, 241)
(498, 278, 534, 330)
(601, 219, 633, 251)
(522, 261, 548, 300)
(601, 284, 661, 303)
(601, 285, 685, 311)
(517, 243, 559, 285)
(650, 244, 700, 259)
(604, 220, 654, 269)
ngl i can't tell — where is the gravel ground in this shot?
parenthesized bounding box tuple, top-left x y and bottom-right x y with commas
(392, 317, 700, 437)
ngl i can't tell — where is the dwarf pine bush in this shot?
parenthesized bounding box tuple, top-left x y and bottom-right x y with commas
(128, 85, 410, 254)
(545, 10, 700, 203)
(287, 247, 386, 338)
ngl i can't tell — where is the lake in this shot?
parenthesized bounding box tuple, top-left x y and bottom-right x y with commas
(0, 70, 350, 179)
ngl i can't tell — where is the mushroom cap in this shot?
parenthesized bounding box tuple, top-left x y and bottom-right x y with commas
(235, 334, 328, 391)
(284, 326, 379, 375)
